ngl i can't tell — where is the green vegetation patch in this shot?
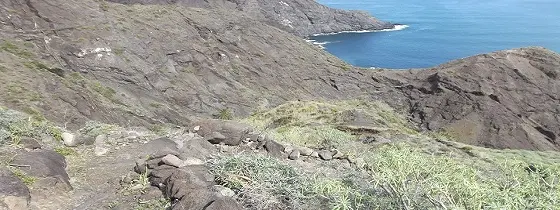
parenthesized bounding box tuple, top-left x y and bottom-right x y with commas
(234, 100, 560, 209)
(54, 147, 77, 156)
(365, 143, 560, 209)
(9, 166, 37, 186)
(78, 121, 118, 139)
(1, 41, 33, 58)
(209, 154, 309, 209)
(242, 100, 416, 150)
(0, 107, 63, 145)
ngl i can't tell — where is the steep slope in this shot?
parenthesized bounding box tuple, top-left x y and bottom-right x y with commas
(107, 0, 395, 36)
(1, 0, 560, 153)
(380, 47, 560, 151)
(0, 0, 393, 130)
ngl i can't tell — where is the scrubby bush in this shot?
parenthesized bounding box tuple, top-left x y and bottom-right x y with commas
(209, 154, 309, 209)
(0, 107, 63, 145)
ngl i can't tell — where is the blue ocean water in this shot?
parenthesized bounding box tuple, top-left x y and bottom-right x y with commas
(312, 0, 560, 69)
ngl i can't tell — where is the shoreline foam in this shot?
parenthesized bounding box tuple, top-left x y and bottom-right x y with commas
(311, 24, 409, 36)
(305, 24, 409, 49)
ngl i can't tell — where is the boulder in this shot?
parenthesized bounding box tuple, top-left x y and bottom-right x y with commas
(288, 150, 300, 160)
(139, 137, 181, 159)
(161, 154, 183, 168)
(162, 166, 242, 210)
(194, 119, 253, 146)
(310, 151, 319, 158)
(0, 168, 30, 210)
(318, 150, 333, 161)
(179, 137, 217, 160)
(297, 146, 314, 156)
(264, 140, 285, 158)
(204, 132, 227, 144)
(62, 132, 78, 147)
(20, 137, 41, 150)
(332, 150, 345, 159)
(284, 146, 294, 154)
(10, 150, 72, 190)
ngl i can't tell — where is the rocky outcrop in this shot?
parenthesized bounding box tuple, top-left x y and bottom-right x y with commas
(380, 47, 560, 151)
(107, 0, 394, 36)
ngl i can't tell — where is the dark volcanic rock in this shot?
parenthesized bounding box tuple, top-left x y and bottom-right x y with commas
(195, 119, 252, 146)
(264, 140, 285, 158)
(381, 47, 560, 151)
(10, 150, 72, 190)
(107, 0, 394, 36)
(0, 167, 30, 210)
(20, 137, 41, 150)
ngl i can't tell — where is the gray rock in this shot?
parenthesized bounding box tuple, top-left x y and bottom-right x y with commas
(10, 150, 72, 190)
(310, 151, 319, 158)
(195, 119, 253, 146)
(181, 157, 204, 166)
(62, 132, 79, 147)
(162, 154, 183, 168)
(318, 150, 333, 160)
(284, 146, 294, 154)
(139, 137, 181, 159)
(134, 159, 147, 174)
(332, 150, 345, 159)
(179, 137, 217, 160)
(264, 140, 284, 158)
(214, 185, 235, 197)
(249, 133, 260, 142)
(288, 149, 300, 160)
(20, 137, 41, 150)
(297, 146, 314, 156)
(0, 168, 30, 210)
(204, 132, 227, 145)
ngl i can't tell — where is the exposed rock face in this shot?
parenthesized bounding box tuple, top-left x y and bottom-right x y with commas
(380, 47, 560, 151)
(107, 0, 394, 36)
(0, 0, 395, 131)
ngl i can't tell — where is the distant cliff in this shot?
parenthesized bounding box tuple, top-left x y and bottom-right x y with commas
(107, 0, 395, 36)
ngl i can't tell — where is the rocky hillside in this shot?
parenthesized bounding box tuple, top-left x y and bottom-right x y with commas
(1, 0, 560, 152)
(380, 47, 560, 151)
(107, 0, 395, 36)
(1, 0, 560, 209)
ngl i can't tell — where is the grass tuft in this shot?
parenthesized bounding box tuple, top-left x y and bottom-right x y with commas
(9, 166, 37, 186)
(54, 147, 77, 156)
(209, 154, 308, 209)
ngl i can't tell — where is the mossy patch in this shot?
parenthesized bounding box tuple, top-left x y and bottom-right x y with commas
(1, 41, 33, 58)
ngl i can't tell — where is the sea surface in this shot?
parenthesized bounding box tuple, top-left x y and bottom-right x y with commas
(312, 0, 560, 69)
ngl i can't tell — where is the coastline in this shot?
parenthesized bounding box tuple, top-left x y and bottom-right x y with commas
(310, 24, 409, 37)
(305, 24, 409, 49)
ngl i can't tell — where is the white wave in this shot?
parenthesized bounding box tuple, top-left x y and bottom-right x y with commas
(312, 24, 409, 36)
